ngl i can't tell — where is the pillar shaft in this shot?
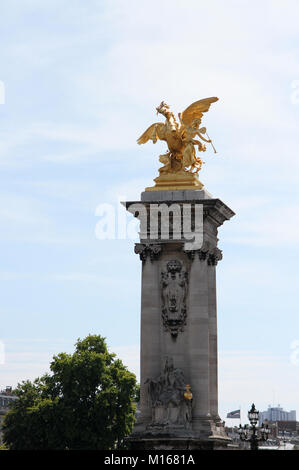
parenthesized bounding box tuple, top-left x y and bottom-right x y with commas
(126, 190, 235, 448)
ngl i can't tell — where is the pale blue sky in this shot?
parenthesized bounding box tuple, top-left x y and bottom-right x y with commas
(0, 0, 299, 421)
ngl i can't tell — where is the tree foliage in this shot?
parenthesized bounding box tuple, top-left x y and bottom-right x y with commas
(3, 335, 138, 450)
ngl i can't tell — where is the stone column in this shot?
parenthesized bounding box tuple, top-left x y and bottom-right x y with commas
(188, 252, 210, 422)
(134, 243, 162, 430)
(208, 258, 220, 420)
(125, 190, 235, 449)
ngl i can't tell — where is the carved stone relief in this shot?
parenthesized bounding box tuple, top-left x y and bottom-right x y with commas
(161, 260, 188, 338)
(145, 357, 192, 429)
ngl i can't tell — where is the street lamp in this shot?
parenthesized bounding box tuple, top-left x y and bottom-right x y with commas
(238, 404, 270, 450)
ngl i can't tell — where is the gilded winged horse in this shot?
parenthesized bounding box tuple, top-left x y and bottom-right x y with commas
(137, 97, 218, 174)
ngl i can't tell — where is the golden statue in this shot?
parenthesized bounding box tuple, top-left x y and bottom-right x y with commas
(137, 97, 218, 191)
(184, 384, 193, 401)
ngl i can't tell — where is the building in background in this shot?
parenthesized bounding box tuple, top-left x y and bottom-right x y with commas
(277, 420, 297, 436)
(259, 405, 296, 425)
(0, 387, 18, 444)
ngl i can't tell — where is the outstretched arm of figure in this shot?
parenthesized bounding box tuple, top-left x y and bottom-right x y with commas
(195, 132, 211, 143)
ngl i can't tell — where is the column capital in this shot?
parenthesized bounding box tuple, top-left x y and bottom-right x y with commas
(207, 247, 223, 266)
(134, 243, 162, 261)
(185, 244, 223, 265)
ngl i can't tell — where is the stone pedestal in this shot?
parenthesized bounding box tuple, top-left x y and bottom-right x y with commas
(125, 189, 235, 450)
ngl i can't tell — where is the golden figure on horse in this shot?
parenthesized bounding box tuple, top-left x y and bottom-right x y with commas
(137, 97, 218, 179)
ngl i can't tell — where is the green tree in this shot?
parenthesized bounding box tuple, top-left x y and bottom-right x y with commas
(3, 335, 137, 450)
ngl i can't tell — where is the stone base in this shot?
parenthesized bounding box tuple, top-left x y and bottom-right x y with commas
(140, 188, 213, 202)
(126, 436, 230, 451)
(127, 417, 231, 450)
(145, 171, 204, 191)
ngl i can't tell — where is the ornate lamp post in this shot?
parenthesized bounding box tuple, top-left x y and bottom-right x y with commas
(238, 404, 270, 450)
